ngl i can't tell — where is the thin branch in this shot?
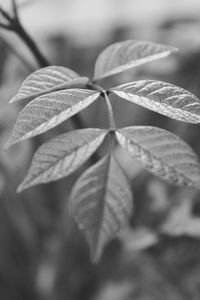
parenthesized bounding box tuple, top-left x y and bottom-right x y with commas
(103, 91, 116, 130)
(0, 2, 49, 67)
(0, 35, 35, 71)
(14, 22, 50, 67)
(0, 22, 13, 30)
(11, 0, 18, 21)
(0, 0, 95, 153)
(0, 6, 12, 22)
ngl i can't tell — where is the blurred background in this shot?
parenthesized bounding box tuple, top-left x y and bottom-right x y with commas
(1, 0, 200, 299)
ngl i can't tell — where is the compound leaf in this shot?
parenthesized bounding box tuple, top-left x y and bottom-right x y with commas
(18, 128, 107, 192)
(69, 154, 133, 262)
(111, 80, 200, 123)
(116, 126, 200, 189)
(93, 40, 177, 80)
(5, 89, 100, 149)
(10, 66, 89, 103)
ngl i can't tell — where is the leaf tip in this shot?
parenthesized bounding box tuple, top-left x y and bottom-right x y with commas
(17, 184, 23, 194)
(17, 182, 26, 193)
(9, 96, 17, 103)
(4, 140, 12, 150)
(17, 175, 35, 193)
(4, 135, 18, 150)
(17, 174, 33, 193)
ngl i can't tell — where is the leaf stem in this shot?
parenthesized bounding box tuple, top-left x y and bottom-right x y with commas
(87, 81, 116, 131)
(102, 91, 116, 131)
(108, 130, 116, 155)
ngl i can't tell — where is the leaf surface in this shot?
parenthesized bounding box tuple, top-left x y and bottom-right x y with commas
(18, 128, 107, 192)
(94, 40, 177, 80)
(111, 80, 200, 123)
(5, 89, 100, 148)
(10, 66, 89, 103)
(116, 126, 200, 188)
(69, 154, 133, 261)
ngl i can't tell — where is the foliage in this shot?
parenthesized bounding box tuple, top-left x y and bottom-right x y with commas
(6, 39, 200, 262)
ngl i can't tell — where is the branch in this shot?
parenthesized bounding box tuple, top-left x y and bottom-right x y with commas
(0, 1, 96, 158)
(0, 35, 35, 71)
(0, 23, 13, 30)
(11, 0, 18, 20)
(14, 22, 49, 67)
(0, 1, 49, 67)
(0, 6, 12, 22)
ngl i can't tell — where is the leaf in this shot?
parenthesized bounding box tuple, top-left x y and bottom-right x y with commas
(5, 89, 100, 149)
(115, 126, 200, 189)
(10, 66, 89, 103)
(93, 40, 177, 80)
(69, 154, 133, 262)
(111, 80, 200, 123)
(17, 128, 107, 192)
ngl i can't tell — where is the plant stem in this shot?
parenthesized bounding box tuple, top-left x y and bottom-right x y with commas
(14, 21, 49, 67)
(87, 82, 116, 131)
(0, 35, 35, 71)
(0, 1, 49, 68)
(0, 2, 91, 132)
(0, 1, 101, 158)
(102, 91, 116, 131)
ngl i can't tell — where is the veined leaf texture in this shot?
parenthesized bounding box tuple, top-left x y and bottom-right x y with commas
(7, 39, 200, 261)
(5, 89, 100, 148)
(116, 126, 200, 188)
(69, 154, 133, 261)
(18, 128, 108, 192)
(10, 66, 89, 103)
(111, 80, 200, 123)
(94, 40, 177, 80)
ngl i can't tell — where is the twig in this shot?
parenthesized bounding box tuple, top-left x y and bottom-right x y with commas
(13, 22, 49, 67)
(0, 0, 97, 155)
(0, 23, 13, 30)
(11, 0, 18, 20)
(0, 1, 49, 67)
(0, 6, 13, 22)
(0, 35, 35, 71)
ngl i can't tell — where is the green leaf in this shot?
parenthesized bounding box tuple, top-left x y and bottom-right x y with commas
(18, 128, 107, 192)
(116, 126, 200, 189)
(93, 40, 177, 80)
(69, 154, 133, 262)
(5, 89, 100, 149)
(10, 66, 89, 103)
(111, 80, 200, 123)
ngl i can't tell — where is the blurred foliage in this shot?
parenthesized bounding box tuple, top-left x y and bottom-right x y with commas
(1, 10, 200, 300)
